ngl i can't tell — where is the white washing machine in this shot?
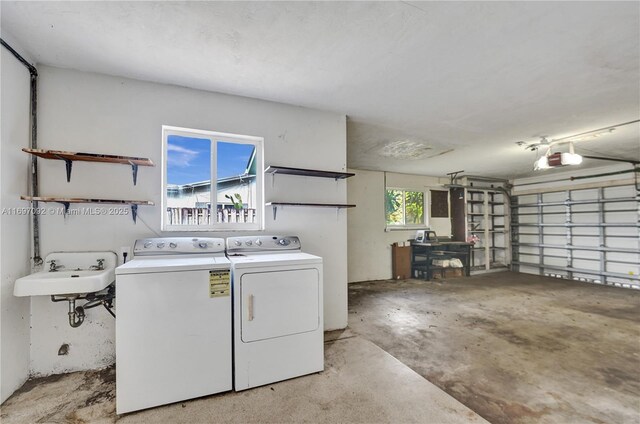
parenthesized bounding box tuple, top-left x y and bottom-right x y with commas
(226, 235, 324, 391)
(115, 237, 231, 414)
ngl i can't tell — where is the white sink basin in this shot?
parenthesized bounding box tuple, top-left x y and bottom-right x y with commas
(14, 251, 117, 297)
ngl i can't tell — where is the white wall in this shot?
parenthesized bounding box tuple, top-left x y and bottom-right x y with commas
(347, 168, 451, 283)
(30, 66, 348, 376)
(0, 42, 33, 401)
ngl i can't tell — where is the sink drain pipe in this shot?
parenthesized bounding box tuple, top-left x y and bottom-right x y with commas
(50, 284, 116, 327)
(50, 295, 85, 328)
(67, 298, 85, 328)
(0, 38, 42, 268)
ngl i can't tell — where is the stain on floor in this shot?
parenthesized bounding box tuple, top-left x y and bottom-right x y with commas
(348, 272, 640, 424)
(1, 367, 116, 424)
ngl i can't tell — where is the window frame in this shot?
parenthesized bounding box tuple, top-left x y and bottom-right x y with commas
(385, 187, 428, 230)
(161, 125, 264, 232)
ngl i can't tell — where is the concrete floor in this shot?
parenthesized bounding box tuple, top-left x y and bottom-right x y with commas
(348, 272, 640, 424)
(3, 271, 638, 423)
(0, 330, 486, 423)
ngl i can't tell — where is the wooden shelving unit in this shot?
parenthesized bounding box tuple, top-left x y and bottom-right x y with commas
(265, 166, 354, 180)
(23, 148, 154, 185)
(21, 196, 154, 223)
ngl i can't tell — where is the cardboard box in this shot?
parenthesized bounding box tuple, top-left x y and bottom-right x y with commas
(392, 243, 412, 280)
(444, 268, 464, 278)
(432, 268, 464, 280)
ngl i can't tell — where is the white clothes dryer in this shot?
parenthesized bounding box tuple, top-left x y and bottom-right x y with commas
(226, 235, 324, 391)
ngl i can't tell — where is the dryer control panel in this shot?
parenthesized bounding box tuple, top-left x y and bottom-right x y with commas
(134, 237, 225, 256)
(226, 235, 301, 253)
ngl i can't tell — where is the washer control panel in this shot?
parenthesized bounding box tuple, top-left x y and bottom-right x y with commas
(226, 236, 301, 253)
(134, 237, 225, 256)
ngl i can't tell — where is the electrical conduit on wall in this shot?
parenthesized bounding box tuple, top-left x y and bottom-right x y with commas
(0, 38, 41, 268)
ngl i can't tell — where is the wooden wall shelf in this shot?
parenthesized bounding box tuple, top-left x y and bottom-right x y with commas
(265, 166, 354, 180)
(265, 166, 355, 219)
(23, 148, 154, 185)
(21, 196, 154, 223)
(265, 202, 356, 220)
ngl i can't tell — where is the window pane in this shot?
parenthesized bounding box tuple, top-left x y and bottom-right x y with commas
(166, 135, 211, 226)
(216, 141, 257, 224)
(385, 189, 404, 225)
(405, 191, 424, 224)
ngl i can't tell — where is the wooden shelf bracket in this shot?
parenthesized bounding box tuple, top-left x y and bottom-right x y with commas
(130, 163, 139, 186)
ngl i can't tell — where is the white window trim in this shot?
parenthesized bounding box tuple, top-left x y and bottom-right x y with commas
(385, 187, 429, 230)
(162, 125, 264, 232)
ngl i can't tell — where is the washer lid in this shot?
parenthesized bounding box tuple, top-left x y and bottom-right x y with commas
(226, 252, 322, 269)
(116, 255, 231, 275)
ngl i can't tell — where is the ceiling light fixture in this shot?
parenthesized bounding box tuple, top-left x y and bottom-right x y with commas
(534, 155, 549, 170)
(533, 142, 582, 171)
(559, 152, 583, 166)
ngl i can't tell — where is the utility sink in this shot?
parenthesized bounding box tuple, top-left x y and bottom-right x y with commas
(14, 251, 117, 297)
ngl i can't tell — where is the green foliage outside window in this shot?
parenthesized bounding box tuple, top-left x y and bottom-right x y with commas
(225, 193, 243, 210)
(386, 189, 403, 224)
(405, 191, 424, 224)
(386, 189, 424, 226)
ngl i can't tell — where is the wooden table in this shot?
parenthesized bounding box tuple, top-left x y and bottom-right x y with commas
(410, 241, 472, 280)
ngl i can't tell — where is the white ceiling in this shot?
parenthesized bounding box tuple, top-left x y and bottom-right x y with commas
(2, 1, 639, 178)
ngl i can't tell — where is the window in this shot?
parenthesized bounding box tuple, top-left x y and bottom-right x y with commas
(385, 189, 425, 227)
(162, 126, 263, 231)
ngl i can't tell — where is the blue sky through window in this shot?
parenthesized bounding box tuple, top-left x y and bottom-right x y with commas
(217, 142, 255, 180)
(167, 135, 255, 185)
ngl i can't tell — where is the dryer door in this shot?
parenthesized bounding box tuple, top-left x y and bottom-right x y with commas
(241, 268, 319, 343)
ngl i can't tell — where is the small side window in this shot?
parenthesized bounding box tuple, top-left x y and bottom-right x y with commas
(385, 188, 425, 227)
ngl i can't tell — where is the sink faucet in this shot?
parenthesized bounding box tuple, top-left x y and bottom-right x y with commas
(47, 260, 65, 272)
(89, 259, 105, 271)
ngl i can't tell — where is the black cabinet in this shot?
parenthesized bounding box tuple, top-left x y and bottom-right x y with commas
(410, 241, 472, 280)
